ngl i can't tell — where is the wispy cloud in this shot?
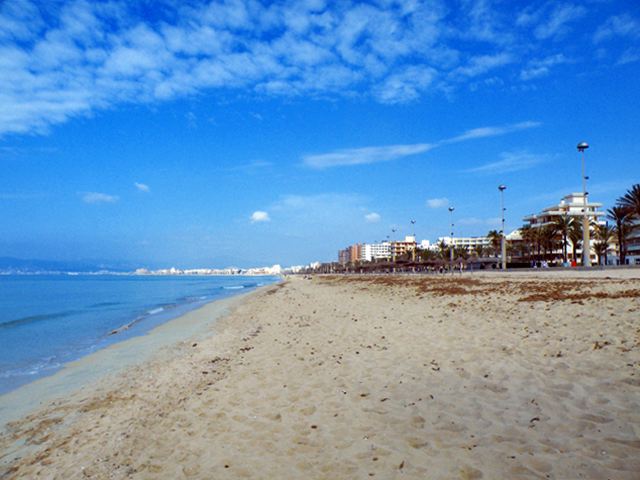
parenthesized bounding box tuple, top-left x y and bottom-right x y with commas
(534, 4, 586, 40)
(134, 182, 150, 193)
(617, 49, 640, 66)
(426, 197, 449, 208)
(0, 1, 605, 137)
(303, 143, 434, 169)
(442, 121, 541, 144)
(364, 212, 381, 223)
(81, 192, 119, 204)
(466, 151, 549, 174)
(520, 54, 569, 81)
(250, 211, 270, 223)
(303, 121, 541, 169)
(594, 14, 640, 43)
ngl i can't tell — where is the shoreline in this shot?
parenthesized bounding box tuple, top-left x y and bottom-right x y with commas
(2, 272, 639, 479)
(0, 284, 270, 431)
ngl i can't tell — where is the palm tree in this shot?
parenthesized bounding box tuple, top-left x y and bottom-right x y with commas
(437, 239, 449, 261)
(519, 225, 535, 262)
(540, 224, 559, 261)
(554, 215, 572, 263)
(607, 206, 632, 265)
(487, 230, 501, 257)
(594, 223, 615, 266)
(618, 184, 640, 219)
(568, 220, 583, 263)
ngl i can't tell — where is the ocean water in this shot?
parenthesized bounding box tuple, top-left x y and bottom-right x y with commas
(0, 275, 277, 394)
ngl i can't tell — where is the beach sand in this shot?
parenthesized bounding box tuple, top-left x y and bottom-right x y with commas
(1, 270, 639, 479)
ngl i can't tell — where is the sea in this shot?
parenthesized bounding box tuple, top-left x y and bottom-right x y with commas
(0, 274, 278, 395)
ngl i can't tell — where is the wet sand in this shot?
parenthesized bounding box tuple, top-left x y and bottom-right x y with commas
(1, 270, 639, 479)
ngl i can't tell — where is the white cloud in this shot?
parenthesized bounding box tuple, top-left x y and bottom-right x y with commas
(466, 151, 549, 174)
(303, 143, 434, 169)
(250, 210, 270, 223)
(426, 197, 449, 208)
(134, 182, 150, 193)
(82, 192, 119, 204)
(303, 121, 541, 169)
(534, 4, 586, 40)
(520, 54, 568, 81)
(374, 66, 437, 104)
(594, 14, 640, 43)
(442, 121, 541, 144)
(0, 1, 596, 137)
(364, 212, 381, 223)
(451, 53, 513, 78)
(617, 49, 640, 66)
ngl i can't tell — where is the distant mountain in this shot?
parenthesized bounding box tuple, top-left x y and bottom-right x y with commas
(0, 257, 136, 273)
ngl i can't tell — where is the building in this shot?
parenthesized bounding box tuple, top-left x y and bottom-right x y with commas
(523, 193, 604, 228)
(627, 225, 640, 264)
(437, 236, 491, 254)
(390, 236, 417, 259)
(522, 192, 606, 263)
(359, 242, 391, 262)
(338, 244, 362, 265)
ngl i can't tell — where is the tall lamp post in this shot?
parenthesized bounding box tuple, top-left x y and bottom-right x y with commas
(410, 220, 416, 261)
(448, 206, 455, 272)
(499, 185, 507, 270)
(577, 142, 591, 267)
(391, 228, 397, 263)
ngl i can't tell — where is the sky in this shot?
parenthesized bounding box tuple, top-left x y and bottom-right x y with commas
(1, 0, 639, 268)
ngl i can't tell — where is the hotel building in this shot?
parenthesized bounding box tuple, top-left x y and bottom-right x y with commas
(437, 236, 491, 254)
(522, 192, 606, 263)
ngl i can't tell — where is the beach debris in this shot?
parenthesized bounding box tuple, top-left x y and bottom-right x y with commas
(398, 460, 405, 470)
(529, 416, 540, 427)
(192, 343, 197, 347)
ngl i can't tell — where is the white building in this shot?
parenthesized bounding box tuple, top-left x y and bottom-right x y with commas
(522, 192, 606, 263)
(359, 242, 391, 262)
(523, 193, 604, 228)
(438, 236, 491, 254)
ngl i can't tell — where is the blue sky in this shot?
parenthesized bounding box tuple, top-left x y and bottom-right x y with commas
(1, 0, 639, 268)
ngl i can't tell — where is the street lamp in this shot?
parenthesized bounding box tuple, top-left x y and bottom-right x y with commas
(391, 228, 397, 263)
(448, 206, 455, 272)
(410, 220, 416, 261)
(498, 185, 507, 270)
(577, 142, 591, 267)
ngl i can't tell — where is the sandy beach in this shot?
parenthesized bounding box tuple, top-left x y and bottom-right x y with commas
(1, 270, 640, 479)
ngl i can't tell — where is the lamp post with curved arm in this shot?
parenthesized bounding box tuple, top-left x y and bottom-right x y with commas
(499, 185, 507, 270)
(448, 206, 455, 273)
(577, 142, 591, 267)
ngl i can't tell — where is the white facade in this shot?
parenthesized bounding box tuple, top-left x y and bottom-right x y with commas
(438, 236, 491, 253)
(523, 193, 604, 227)
(522, 192, 606, 262)
(359, 242, 391, 261)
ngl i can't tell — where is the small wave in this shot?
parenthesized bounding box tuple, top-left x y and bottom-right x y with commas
(0, 358, 61, 379)
(147, 307, 165, 315)
(0, 310, 79, 330)
(222, 285, 245, 290)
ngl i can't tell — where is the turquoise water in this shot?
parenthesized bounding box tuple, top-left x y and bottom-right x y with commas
(0, 275, 277, 394)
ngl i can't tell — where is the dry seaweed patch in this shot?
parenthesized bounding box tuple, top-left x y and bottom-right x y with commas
(316, 275, 640, 306)
(265, 282, 287, 295)
(519, 288, 640, 302)
(318, 275, 492, 297)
